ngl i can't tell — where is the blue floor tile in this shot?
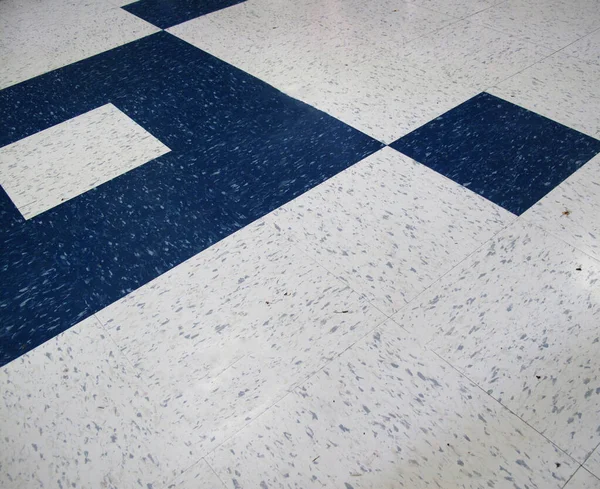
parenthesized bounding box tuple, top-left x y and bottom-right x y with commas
(390, 92, 600, 215)
(122, 0, 246, 29)
(0, 32, 382, 366)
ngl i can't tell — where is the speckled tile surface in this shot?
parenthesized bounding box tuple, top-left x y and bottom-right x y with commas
(207, 325, 577, 488)
(403, 0, 502, 18)
(166, 459, 226, 489)
(564, 467, 600, 489)
(562, 27, 600, 65)
(470, 0, 600, 50)
(269, 147, 514, 315)
(0, 316, 190, 489)
(489, 52, 600, 140)
(0, 103, 170, 219)
(396, 19, 552, 89)
(522, 154, 600, 261)
(394, 219, 600, 463)
(0, 0, 159, 90)
(95, 217, 386, 455)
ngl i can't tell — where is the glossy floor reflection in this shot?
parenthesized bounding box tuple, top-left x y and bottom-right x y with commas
(1, 0, 600, 488)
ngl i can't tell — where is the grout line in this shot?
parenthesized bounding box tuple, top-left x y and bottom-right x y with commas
(428, 348, 583, 468)
(387, 213, 516, 324)
(550, 24, 600, 66)
(561, 469, 577, 489)
(198, 310, 392, 460)
(581, 440, 600, 467)
(206, 458, 230, 489)
(518, 214, 600, 266)
(484, 21, 600, 94)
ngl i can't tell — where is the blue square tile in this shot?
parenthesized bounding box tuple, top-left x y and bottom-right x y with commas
(390, 92, 600, 215)
(122, 0, 246, 29)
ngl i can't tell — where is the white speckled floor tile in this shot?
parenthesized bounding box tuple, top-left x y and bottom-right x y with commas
(166, 459, 226, 489)
(469, 0, 600, 50)
(409, 0, 505, 18)
(397, 19, 552, 89)
(207, 325, 577, 489)
(562, 27, 600, 65)
(489, 52, 600, 139)
(394, 218, 600, 463)
(0, 0, 159, 89)
(95, 217, 386, 456)
(0, 316, 189, 489)
(270, 147, 514, 315)
(295, 61, 477, 143)
(0, 103, 170, 219)
(404, 0, 502, 18)
(168, 0, 468, 143)
(564, 467, 600, 488)
(522, 154, 600, 262)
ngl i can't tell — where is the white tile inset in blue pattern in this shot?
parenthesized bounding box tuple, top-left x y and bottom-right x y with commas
(0, 103, 170, 219)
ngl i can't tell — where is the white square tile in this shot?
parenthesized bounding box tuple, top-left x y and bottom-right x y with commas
(522, 154, 600, 262)
(394, 219, 600, 462)
(470, 0, 600, 50)
(0, 103, 170, 219)
(95, 217, 386, 456)
(0, 0, 159, 89)
(562, 27, 600, 65)
(0, 317, 188, 489)
(489, 52, 600, 139)
(270, 147, 514, 315)
(207, 325, 577, 488)
(564, 467, 600, 489)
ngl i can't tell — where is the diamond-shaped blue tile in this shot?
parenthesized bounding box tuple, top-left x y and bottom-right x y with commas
(390, 92, 600, 215)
